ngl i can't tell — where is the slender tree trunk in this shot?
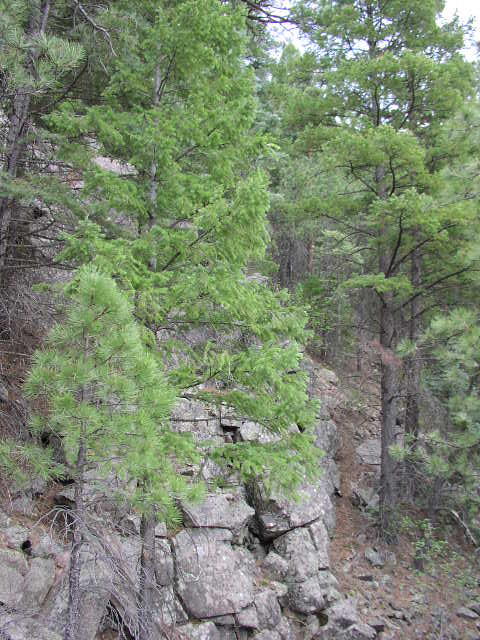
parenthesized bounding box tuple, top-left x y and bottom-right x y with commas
(64, 429, 86, 640)
(405, 243, 422, 445)
(138, 512, 156, 640)
(0, 0, 51, 278)
(376, 163, 400, 538)
(64, 331, 88, 640)
(379, 297, 399, 537)
(307, 238, 314, 275)
(136, 65, 162, 639)
(356, 286, 367, 374)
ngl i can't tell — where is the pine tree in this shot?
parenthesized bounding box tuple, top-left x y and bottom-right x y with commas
(51, 0, 320, 486)
(24, 267, 201, 640)
(283, 0, 478, 536)
(18, 4, 323, 637)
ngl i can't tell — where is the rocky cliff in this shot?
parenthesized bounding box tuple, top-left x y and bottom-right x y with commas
(0, 359, 378, 640)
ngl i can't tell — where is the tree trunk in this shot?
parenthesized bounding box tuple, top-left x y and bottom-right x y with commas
(136, 66, 162, 639)
(376, 163, 400, 538)
(64, 430, 86, 640)
(138, 512, 156, 640)
(405, 244, 422, 445)
(0, 0, 51, 278)
(379, 297, 399, 538)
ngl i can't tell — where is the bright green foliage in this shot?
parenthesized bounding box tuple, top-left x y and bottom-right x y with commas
(48, 0, 321, 489)
(419, 309, 480, 522)
(24, 267, 201, 524)
(0, 439, 61, 489)
(0, 1, 85, 92)
(285, 0, 477, 308)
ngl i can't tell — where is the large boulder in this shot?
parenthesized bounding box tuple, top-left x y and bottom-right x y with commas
(251, 476, 335, 541)
(41, 547, 113, 640)
(155, 538, 174, 586)
(182, 491, 254, 536)
(180, 622, 220, 640)
(173, 528, 254, 618)
(20, 557, 56, 609)
(287, 577, 326, 614)
(254, 589, 282, 630)
(273, 528, 320, 583)
(315, 417, 339, 459)
(0, 548, 28, 608)
(172, 398, 223, 444)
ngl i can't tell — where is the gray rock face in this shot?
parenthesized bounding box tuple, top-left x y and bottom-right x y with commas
(274, 528, 319, 583)
(327, 598, 359, 629)
(308, 519, 330, 569)
(182, 492, 254, 535)
(0, 620, 62, 640)
(262, 552, 289, 581)
(236, 605, 259, 629)
(0, 548, 28, 608)
(172, 398, 223, 444)
(255, 590, 282, 630)
(287, 576, 326, 614)
(239, 421, 281, 444)
(155, 538, 174, 586)
(180, 622, 220, 640)
(315, 417, 339, 459)
(356, 439, 381, 466)
(251, 475, 335, 541)
(277, 617, 296, 640)
(20, 557, 56, 609)
(0, 356, 344, 640)
(153, 586, 188, 627)
(252, 631, 281, 640)
(173, 528, 254, 618)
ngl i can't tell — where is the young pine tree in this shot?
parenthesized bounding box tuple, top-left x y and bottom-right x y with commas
(24, 267, 200, 640)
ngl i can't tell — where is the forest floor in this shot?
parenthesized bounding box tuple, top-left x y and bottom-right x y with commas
(314, 354, 480, 640)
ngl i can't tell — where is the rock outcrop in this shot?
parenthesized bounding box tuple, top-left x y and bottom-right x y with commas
(0, 358, 377, 640)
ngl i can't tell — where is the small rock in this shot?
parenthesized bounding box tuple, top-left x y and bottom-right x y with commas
(365, 547, 384, 568)
(458, 606, 480, 620)
(328, 598, 359, 629)
(411, 593, 428, 605)
(354, 572, 374, 582)
(368, 617, 386, 632)
(343, 623, 377, 639)
(287, 577, 326, 614)
(236, 606, 259, 629)
(356, 439, 381, 466)
(388, 611, 405, 621)
(155, 521, 167, 537)
(468, 601, 480, 616)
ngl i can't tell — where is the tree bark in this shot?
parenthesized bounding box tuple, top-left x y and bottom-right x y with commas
(378, 297, 399, 537)
(138, 512, 156, 640)
(64, 429, 86, 640)
(376, 163, 400, 538)
(0, 0, 52, 278)
(405, 244, 422, 444)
